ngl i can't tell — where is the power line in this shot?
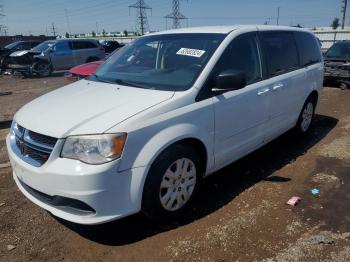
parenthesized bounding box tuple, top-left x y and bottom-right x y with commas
(341, 0, 347, 29)
(129, 0, 152, 35)
(165, 0, 187, 29)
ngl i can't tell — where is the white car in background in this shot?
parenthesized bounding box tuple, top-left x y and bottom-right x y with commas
(7, 25, 323, 225)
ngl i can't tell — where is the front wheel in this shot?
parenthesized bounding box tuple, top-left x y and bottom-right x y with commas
(142, 144, 202, 220)
(33, 61, 52, 77)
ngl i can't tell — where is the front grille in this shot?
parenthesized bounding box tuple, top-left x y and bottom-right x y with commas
(12, 124, 57, 167)
(27, 130, 57, 148)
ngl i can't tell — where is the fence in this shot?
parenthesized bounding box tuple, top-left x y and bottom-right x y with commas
(313, 29, 350, 50)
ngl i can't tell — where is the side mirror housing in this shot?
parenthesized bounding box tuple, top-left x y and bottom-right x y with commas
(212, 70, 246, 93)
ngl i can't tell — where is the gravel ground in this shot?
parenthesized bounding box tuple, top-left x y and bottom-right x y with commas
(0, 75, 349, 261)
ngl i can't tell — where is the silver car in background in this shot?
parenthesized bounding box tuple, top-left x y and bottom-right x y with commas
(8, 39, 105, 77)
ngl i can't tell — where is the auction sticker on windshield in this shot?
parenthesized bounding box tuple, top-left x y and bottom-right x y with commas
(176, 48, 206, 58)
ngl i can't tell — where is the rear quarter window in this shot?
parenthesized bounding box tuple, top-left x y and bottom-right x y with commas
(261, 31, 299, 76)
(294, 32, 321, 67)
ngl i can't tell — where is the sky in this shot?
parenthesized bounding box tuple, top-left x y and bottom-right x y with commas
(0, 0, 345, 36)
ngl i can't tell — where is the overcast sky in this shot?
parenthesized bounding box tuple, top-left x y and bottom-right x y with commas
(0, 0, 344, 35)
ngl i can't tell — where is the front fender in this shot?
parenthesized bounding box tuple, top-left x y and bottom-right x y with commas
(121, 123, 213, 210)
(120, 123, 213, 172)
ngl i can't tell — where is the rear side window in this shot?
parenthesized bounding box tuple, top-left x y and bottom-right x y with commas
(261, 31, 299, 76)
(294, 32, 321, 67)
(72, 41, 98, 50)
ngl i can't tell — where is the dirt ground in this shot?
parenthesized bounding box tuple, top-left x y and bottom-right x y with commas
(0, 74, 349, 262)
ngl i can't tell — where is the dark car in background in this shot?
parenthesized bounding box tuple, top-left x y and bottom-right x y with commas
(99, 40, 124, 55)
(8, 39, 105, 77)
(324, 40, 350, 89)
(0, 40, 42, 72)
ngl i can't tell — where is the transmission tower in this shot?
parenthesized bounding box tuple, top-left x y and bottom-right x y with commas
(341, 0, 348, 29)
(165, 0, 187, 29)
(51, 23, 57, 37)
(129, 0, 152, 35)
(0, 4, 6, 36)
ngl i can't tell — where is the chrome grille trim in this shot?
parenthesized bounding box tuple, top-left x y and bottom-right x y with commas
(10, 123, 58, 167)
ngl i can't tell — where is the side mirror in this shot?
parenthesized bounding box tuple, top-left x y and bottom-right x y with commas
(212, 70, 246, 93)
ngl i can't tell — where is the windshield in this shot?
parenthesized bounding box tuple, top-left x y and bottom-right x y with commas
(326, 42, 350, 59)
(90, 33, 226, 91)
(4, 42, 21, 50)
(31, 40, 55, 53)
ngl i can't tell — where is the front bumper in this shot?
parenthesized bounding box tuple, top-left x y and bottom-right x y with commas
(7, 63, 31, 73)
(6, 134, 147, 225)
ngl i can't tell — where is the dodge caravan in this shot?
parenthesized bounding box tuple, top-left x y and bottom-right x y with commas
(6, 25, 323, 225)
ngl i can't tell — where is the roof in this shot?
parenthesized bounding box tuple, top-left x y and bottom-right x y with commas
(151, 25, 310, 35)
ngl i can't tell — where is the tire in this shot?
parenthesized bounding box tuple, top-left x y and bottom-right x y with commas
(33, 61, 52, 77)
(142, 144, 203, 220)
(86, 57, 99, 63)
(294, 96, 316, 135)
(339, 82, 349, 90)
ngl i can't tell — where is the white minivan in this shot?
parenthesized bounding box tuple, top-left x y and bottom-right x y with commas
(6, 25, 323, 225)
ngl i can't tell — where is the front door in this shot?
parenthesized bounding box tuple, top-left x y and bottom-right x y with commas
(51, 41, 74, 70)
(212, 33, 270, 169)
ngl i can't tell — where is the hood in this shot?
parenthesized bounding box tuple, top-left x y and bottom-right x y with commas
(70, 61, 104, 76)
(15, 80, 174, 138)
(10, 50, 30, 57)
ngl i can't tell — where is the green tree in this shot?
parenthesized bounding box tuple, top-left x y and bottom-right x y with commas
(123, 30, 128, 37)
(331, 18, 340, 30)
(91, 30, 96, 37)
(65, 32, 70, 38)
(102, 29, 106, 37)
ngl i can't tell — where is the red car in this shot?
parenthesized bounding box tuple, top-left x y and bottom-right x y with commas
(66, 60, 104, 81)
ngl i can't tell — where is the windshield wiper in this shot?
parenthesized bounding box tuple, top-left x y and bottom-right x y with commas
(90, 74, 113, 84)
(114, 79, 151, 89)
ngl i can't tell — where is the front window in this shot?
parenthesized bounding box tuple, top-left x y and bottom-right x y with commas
(90, 33, 226, 91)
(326, 42, 350, 59)
(31, 41, 55, 53)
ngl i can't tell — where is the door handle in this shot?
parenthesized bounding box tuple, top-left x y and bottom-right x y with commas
(257, 88, 270, 96)
(272, 83, 284, 91)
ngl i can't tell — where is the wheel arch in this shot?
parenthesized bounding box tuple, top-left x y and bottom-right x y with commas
(308, 90, 319, 106)
(125, 124, 212, 209)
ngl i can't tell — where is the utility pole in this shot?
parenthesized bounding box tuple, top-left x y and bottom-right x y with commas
(65, 8, 72, 35)
(51, 23, 57, 37)
(341, 0, 348, 29)
(165, 0, 187, 29)
(95, 22, 99, 35)
(276, 7, 280, 25)
(129, 0, 152, 35)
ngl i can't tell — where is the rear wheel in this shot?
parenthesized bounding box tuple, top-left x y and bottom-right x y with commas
(294, 97, 316, 135)
(142, 144, 202, 220)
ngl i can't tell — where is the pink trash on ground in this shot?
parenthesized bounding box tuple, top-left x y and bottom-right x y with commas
(286, 196, 301, 206)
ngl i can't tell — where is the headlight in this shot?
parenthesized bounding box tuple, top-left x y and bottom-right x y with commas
(61, 133, 127, 164)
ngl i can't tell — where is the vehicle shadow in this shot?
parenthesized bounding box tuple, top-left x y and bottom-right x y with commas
(56, 114, 338, 246)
